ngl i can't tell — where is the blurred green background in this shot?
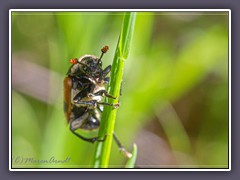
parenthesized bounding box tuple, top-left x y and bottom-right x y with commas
(11, 11, 229, 168)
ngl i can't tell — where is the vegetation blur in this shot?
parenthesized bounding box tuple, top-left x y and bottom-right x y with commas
(11, 11, 229, 168)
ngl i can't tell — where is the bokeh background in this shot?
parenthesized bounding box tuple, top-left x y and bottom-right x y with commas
(11, 11, 229, 168)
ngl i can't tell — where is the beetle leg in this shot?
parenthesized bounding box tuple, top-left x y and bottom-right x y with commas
(75, 100, 98, 108)
(97, 104, 103, 112)
(102, 65, 111, 78)
(103, 77, 109, 84)
(71, 76, 87, 90)
(75, 100, 119, 109)
(113, 133, 132, 158)
(73, 89, 89, 102)
(103, 90, 116, 99)
(97, 102, 120, 109)
(81, 75, 96, 85)
(94, 90, 116, 99)
(70, 129, 107, 143)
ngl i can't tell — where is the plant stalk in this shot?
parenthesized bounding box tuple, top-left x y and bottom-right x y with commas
(92, 12, 136, 168)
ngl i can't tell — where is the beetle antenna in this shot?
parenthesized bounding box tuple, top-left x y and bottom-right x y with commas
(98, 45, 109, 63)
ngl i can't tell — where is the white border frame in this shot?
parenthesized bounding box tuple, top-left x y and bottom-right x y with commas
(9, 9, 231, 171)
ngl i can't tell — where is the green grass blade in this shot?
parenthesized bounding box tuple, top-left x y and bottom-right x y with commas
(93, 12, 136, 168)
(125, 144, 138, 168)
(118, 12, 136, 59)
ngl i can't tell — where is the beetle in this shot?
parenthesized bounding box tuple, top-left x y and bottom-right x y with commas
(63, 46, 132, 158)
(64, 46, 115, 141)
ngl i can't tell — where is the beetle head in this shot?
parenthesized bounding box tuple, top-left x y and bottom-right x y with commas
(68, 46, 109, 78)
(78, 55, 102, 78)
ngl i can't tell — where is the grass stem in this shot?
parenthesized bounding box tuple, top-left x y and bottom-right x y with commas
(92, 12, 136, 168)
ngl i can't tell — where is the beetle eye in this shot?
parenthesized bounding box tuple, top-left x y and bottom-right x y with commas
(70, 58, 78, 64)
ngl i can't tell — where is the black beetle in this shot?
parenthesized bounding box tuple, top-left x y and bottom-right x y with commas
(63, 46, 131, 158)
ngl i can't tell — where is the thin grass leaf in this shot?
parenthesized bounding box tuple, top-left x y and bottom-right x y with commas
(92, 12, 136, 168)
(125, 144, 138, 168)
